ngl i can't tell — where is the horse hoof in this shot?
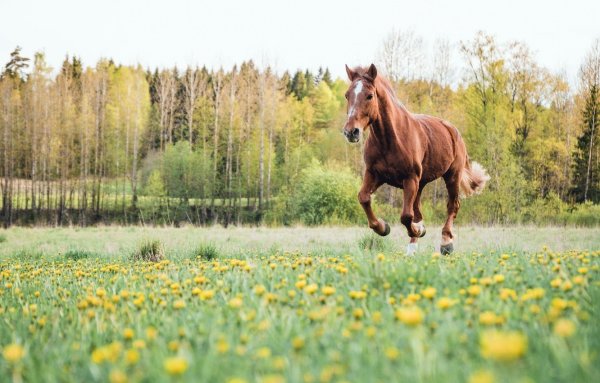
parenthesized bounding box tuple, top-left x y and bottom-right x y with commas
(379, 221, 391, 237)
(440, 243, 454, 255)
(406, 243, 418, 256)
(419, 225, 426, 238)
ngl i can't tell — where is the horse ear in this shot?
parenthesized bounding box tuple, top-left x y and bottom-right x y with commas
(345, 64, 356, 81)
(366, 63, 378, 81)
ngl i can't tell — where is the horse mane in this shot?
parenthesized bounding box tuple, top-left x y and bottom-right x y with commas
(352, 66, 407, 111)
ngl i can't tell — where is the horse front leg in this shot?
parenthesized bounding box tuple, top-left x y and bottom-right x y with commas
(401, 177, 425, 255)
(358, 172, 389, 236)
(410, 185, 427, 245)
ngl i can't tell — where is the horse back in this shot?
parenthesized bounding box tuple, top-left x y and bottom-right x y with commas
(413, 114, 466, 183)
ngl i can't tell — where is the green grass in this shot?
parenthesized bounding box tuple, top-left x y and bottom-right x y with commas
(0, 226, 598, 382)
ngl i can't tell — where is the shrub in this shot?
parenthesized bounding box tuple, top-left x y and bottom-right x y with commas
(0, 233, 6, 243)
(64, 249, 93, 261)
(192, 243, 219, 261)
(133, 240, 165, 262)
(357, 232, 388, 252)
(279, 161, 363, 226)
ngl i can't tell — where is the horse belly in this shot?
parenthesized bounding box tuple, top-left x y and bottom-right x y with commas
(370, 162, 409, 188)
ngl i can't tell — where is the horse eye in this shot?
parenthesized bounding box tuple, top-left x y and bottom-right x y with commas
(366, 94, 373, 100)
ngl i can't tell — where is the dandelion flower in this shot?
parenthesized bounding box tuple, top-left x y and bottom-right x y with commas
(553, 318, 576, 338)
(480, 330, 527, 361)
(395, 307, 424, 326)
(164, 357, 188, 375)
(3, 343, 25, 363)
(468, 370, 495, 383)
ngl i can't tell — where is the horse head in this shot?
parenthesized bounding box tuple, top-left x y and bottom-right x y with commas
(343, 63, 378, 143)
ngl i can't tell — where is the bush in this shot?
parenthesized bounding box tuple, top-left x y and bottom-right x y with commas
(562, 202, 600, 226)
(357, 232, 388, 252)
(192, 243, 219, 261)
(275, 161, 363, 226)
(133, 240, 164, 262)
(0, 233, 6, 243)
(64, 249, 93, 261)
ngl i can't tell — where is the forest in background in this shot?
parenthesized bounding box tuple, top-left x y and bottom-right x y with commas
(1, 31, 599, 227)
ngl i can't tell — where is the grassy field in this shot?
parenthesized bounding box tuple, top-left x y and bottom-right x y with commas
(0, 226, 599, 382)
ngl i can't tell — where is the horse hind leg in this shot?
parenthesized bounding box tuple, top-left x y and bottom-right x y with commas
(441, 172, 460, 255)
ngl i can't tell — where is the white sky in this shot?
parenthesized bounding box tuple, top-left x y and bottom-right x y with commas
(1, 0, 598, 84)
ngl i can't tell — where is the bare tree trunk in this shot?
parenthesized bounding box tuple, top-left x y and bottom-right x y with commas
(258, 73, 265, 210)
(211, 71, 223, 214)
(226, 71, 237, 217)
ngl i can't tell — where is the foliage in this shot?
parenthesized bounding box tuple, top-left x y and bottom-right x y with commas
(64, 249, 93, 261)
(572, 84, 600, 203)
(357, 232, 388, 252)
(132, 239, 164, 262)
(0, 36, 599, 227)
(192, 243, 220, 261)
(287, 161, 362, 226)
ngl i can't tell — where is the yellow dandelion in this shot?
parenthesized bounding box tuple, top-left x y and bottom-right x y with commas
(254, 284, 266, 296)
(173, 299, 186, 309)
(349, 290, 367, 300)
(133, 339, 146, 349)
(292, 337, 305, 351)
(321, 286, 336, 296)
(255, 347, 272, 359)
(384, 346, 400, 360)
(109, 369, 127, 383)
(468, 369, 495, 383)
(436, 297, 456, 310)
(261, 374, 285, 383)
(467, 285, 481, 296)
(200, 290, 215, 300)
(164, 357, 188, 375)
(146, 327, 158, 340)
(304, 284, 318, 294)
(123, 328, 134, 340)
(3, 343, 25, 363)
(217, 340, 230, 354)
(553, 318, 576, 338)
(229, 297, 243, 308)
(394, 307, 424, 326)
(479, 311, 498, 326)
(352, 308, 364, 320)
(480, 330, 527, 361)
(421, 287, 436, 299)
(125, 349, 140, 365)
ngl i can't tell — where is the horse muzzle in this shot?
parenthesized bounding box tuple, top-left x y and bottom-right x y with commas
(343, 127, 361, 143)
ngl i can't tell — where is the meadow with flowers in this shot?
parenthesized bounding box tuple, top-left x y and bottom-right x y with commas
(0, 226, 599, 383)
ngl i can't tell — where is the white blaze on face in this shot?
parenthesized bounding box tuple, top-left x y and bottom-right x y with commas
(347, 80, 363, 120)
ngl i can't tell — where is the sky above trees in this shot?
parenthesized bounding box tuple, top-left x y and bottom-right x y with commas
(1, 0, 599, 83)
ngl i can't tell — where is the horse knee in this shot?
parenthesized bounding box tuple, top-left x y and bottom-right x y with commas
(400, 214, 413, 227)
(358, 191, 370, 205)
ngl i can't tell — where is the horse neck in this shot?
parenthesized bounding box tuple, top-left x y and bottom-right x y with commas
(369, 83, 413, 147)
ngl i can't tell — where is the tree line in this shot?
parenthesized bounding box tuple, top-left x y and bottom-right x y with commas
(0, 31, 598, 227)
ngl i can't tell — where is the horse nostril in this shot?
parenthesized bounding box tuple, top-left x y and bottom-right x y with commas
(352, 128, 360, 136)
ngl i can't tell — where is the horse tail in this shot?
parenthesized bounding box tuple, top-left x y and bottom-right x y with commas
(459, 159, 490, 197)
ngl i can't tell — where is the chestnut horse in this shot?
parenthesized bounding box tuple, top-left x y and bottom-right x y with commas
(343, 64, 489, 255)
